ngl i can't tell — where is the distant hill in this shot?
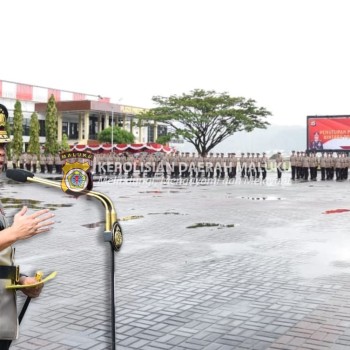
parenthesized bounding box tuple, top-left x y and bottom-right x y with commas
(170, 125, 306, 156)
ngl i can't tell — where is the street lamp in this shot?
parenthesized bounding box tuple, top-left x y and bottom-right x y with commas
(111, 106, 114, 151)
(99, 96, 122, 152)
(112, 98, 123, 152)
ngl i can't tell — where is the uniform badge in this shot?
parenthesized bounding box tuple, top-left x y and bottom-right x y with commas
(60, 151, 94, 194)
(0, 104, 11, 143)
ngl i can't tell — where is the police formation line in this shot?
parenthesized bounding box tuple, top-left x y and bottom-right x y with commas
(6, 151, 350, 182)
(9, 152, 63, 174)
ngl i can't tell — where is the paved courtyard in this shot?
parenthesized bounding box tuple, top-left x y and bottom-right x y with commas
(2, 171, 350, 350)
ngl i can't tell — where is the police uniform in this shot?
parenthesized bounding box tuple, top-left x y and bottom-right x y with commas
(11, 154, 18, 169)
(206, 153, 214, 179)
(25, 152, 32, 172)
(335, 153, 342, 181)
(231, 153, 238, 179)
(19, 153, 25, 169)
(309, 153, 317, 181)
(39, 153, 46, 173)
(319, 153, 326, 181)
(290, 151, 297, 180)
(31, 154, 38, 173)
(276, 152, 283, 179)
(0, 203, 19, 343)
(54, 154, 62, 174)
(0, 104, 19, 348)
(219, 153, 226, 178)
(46, 153, 54, 174)
(255, 153, 261, 179)
(260, 153, 268, 180)
(302, 152, 310, 180)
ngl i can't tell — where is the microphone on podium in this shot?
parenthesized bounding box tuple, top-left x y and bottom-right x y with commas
(6, 168, 34, 182)
(6, 168, 122, 251)
(6, 167, 122, 350)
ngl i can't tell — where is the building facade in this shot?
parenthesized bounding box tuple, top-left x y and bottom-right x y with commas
(0, 79, 166, 149)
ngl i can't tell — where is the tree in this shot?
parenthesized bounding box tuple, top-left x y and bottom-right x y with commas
(156, 134, 172, 145)
(60, 133, 70, 151)
(27, 112, 40, 156)
(45, 94, 59, 154)
(12, 100, 23, 157)
(140, 89, 271, 157)
(97, 127, 134, 144)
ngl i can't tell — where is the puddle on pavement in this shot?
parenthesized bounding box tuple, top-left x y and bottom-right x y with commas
(0, 198, 73, 210)
(148, 212, 185, 216)
(82, 216, 143, 228)
(293, 239, 350, 278)
(187, 223, 235, 229)
(45, 177, 62, 181)
(163, 187, 188, 190)
(119, 215, 144, 221)
(239, 196, 282, 201)
(139, 190, 163, 194)
(82, 220, 105, 228)
(212, 242, 253, 257)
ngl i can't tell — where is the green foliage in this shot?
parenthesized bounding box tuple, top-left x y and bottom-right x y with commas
(156, 134, 172, 145)
(139, 89, 271, 157)
(12, 100, 23, 157)
(97, 127, 134, 144)
(45, 94, 59, 154)
(60, 133, 70, 151)
(27, 112, 40, 156)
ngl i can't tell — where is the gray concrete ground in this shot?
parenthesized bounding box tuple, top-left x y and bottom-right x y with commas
(2, 171, 350, 350)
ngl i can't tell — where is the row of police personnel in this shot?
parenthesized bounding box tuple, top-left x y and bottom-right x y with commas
(290, 151, 350, 181)
(93, 151, 275, 179)
(10, 152, 63, 174)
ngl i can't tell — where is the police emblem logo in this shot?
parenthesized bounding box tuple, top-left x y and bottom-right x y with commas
(60, 151, 94, 194)
(64, 164, 90, 192)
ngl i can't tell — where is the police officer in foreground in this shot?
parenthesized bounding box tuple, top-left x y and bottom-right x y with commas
(0, 104, 55, 350)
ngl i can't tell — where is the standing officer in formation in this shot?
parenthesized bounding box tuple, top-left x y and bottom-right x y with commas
(54, 153, 62, 174)
(39, 152, 46, 173)
(11, 153, 18, 169)
(296, 151, 302, 180)
(290, 150, 297, 180)
(46, 153, 54, 174)
(261, 152, 268, 180)
(19, 153, 25, 169)
(275, 152, 284, 180)
(31, 153, 38, 173)
(25, 152, 32, 172)
(302, 152, 310, 180)
(9, 143, 350, 183)
(319, 152, 326, 181)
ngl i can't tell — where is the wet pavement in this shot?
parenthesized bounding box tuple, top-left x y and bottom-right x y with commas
(2, 171, 350, 349)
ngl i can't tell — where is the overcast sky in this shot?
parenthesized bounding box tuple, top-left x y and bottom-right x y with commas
(2, 0, 350, 127)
